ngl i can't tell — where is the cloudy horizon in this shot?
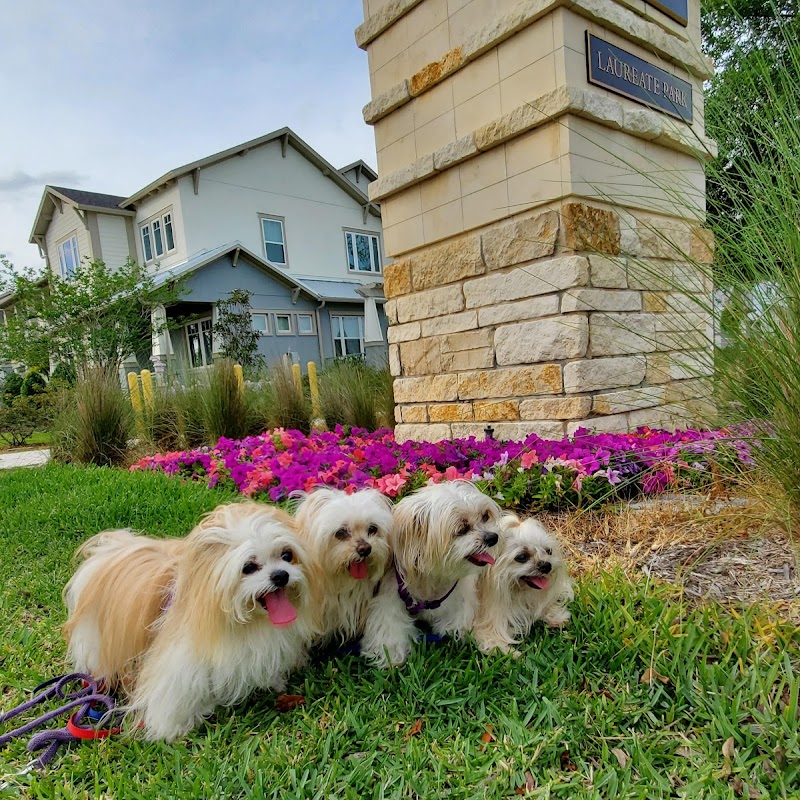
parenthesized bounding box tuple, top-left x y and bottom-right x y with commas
(0, 0, 375, 269)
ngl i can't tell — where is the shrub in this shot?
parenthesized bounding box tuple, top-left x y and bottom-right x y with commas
(50, 362, 77, 387)
(20, 369, 47, 397)
(0, 396, 45, 448)
(51, 369, 132, 466)
(2, 373, 23, 407)
(319, 360, 394, 431)
(258, 362, 310, 433)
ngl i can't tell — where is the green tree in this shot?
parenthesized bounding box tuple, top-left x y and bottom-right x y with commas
(0, 256, 180, 375)
(212, 289, 265, 372)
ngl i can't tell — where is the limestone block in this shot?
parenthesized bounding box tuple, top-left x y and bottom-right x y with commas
(433, 133, 479, 171)
(563, 356, 646, 393)
(442, 329, 493, 352)
(458, 364, 562, 399)
(581, 90, 625, 129)
(410, 47, 464, 95)
(690, 227, 715, 265)
(383, 260, 413, 298)
(643, 292, 667, 313)
(654, 312, 709, 332)
(400, 404, 429, 423)
(645, 353, 671, 384)
(477, 294, 560, 326)
(623, 108, 663, 140)
(562, 202, 621, 255)
(386, 299, 398, 324)
(474, 400, 520, 421)
(394, 374, 458, 403)
(428, 402, 475, 422)
(669, 350, 714, 380)
(355, 0, 423, 48)
(362, 79, 412, 125)
(636, 216, 692, 259)
(389, 344, 401, 376)
(656, 329, 710, 352)
(420, 310, 478, 337)
(411, 234, 485, 290)
(592, 386, 666, 415)
(442, 348, 494, 371)
(628, 403, 687, 429)
(451, 422, 492, 439)
(395, 284, 464, 323)
(590, 313, 657, 356)
(481, 210, 559, 270)
(395, 423, 452, 443)
(399, 337, 442, 375)
(368, 154, 434, 201)
(463, 256, 589, 308)
(387, 321, 421, 344)
(489, 421, 567, 441)
(519, 396, 592, 420)
(589, 255, 627, 288)
(567, 414, 630, 435)
(495, 316, 589, 365)
(561, 289, 641, 313)
(664, 378, 713, 404)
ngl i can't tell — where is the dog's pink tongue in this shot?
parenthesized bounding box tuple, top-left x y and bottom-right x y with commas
(529, 576, 549, 590)
(264, 589, 297, 627)
(349, 560, 368, 580)
(472, 552, 496, 565)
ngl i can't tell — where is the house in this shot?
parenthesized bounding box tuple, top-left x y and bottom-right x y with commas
(24, 128, 387, 374)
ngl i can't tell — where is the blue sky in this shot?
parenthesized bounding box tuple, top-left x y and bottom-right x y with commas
(0, 0, 375, 268)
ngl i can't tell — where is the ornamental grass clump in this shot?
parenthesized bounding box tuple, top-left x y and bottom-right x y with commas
(258, 362, 311, 434)
(319, 359, 394, 431)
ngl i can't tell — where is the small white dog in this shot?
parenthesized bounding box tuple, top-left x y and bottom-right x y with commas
(64, 502, 314, 741)
(473, 514, 573, 655)
(361, 481, 502, 667)
(293, 487, 393, 647)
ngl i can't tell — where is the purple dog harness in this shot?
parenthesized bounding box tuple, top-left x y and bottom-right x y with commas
(0, 673, 121, 771)
(393, 558, 458, 616)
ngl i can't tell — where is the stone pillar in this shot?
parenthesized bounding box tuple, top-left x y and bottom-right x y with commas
(150, 304, 171, 379)
(357, 0, 716, 442)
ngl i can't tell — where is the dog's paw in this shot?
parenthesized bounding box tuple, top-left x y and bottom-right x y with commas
(543, 607, 571, 628)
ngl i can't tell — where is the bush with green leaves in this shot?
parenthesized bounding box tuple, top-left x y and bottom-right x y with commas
(20, 369, 47, 397)
(212, 289, 264, 373)
(1, 372, 23, 407)
(0, 395, 45, 448)
(50, 361, 77, 387)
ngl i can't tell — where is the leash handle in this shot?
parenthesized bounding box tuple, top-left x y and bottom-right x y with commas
(0, 673, 97, 726)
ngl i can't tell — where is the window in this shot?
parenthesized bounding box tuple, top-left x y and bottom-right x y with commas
(57, 235, 80, 278)
(261, 216, 287, 265)
(140, 209, 177, 264)
(251, 313, 270, 335)
(332, 315, 365, 358)
(345, 231, 381, 273)
(186, 318, 213, 368)
(275, 314, 292, 335)
(297, 314, 315, 335)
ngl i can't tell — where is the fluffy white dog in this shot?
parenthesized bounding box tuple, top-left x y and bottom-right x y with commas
(473, 514, 573, 655)
(361, 481, 502, 667)
(64, 502, 314, 741)
(293, 487, 393, 648)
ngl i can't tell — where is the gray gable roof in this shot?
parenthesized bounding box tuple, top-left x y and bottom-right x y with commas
(48, 187, 126, 209)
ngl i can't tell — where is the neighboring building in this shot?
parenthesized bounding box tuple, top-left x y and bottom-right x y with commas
(25, 128, 387, 374)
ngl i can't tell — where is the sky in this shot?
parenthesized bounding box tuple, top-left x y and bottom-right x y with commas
(0, 0, 375, 269)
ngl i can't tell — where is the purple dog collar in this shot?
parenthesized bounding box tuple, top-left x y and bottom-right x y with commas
(393, 558, 458, 617)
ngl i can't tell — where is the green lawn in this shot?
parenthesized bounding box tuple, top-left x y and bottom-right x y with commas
(0, 466, 797, 799)
(0, 432, 51, 452)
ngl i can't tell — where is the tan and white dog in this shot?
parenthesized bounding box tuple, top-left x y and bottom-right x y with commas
(473, 514, 573, 655)
(361, 481, 502, 667)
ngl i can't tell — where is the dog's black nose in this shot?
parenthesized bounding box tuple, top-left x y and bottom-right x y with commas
(538, 561, 552, 574)
(356, 541, 372, 558)
(270, 569, 290, 587)
(483, 531, 499, 547)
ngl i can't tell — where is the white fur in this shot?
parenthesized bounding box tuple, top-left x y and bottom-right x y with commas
(473, 514, 574, 655)
(293, 487, 393, 648)
(361, 481, 502, 667)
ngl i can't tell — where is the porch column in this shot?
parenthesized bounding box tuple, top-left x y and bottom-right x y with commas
(211, 303, 224, 361)
(150, 304, 171, 379)
(358, 285, 387, 369)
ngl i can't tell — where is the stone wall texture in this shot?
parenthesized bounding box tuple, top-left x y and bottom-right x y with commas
(358, 0, 715, 443)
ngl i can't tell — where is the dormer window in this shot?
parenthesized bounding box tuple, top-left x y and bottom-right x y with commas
(57, 234, 80, 279)
(140, 208, 177, 264)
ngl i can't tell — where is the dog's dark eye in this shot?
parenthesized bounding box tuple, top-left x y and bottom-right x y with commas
(481, 511, 490, 523)
(456, 521, 470, 537)
(367, 524, 378, 536)
(514, 551, 529, 563)
(242, 561, 260, 574)
(545, 547, 553, 556)
(281, 549, 294, 563)
(335, 528, 350, 540)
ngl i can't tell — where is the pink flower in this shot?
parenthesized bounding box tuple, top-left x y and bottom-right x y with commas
(520, 451, 539, 469)
(277, 451, 293, 468)
(303, 476, 318, 492)
(375, 473, 407, 497)
(443, 466, 461, 481)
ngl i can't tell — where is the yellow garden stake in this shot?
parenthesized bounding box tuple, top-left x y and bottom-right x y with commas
(233, 364, 244, 396)
(291, 363, 302, 396)
(307, 362, 321, 418)
(127, 372, 143, 426)
(140, 370, 154, 413)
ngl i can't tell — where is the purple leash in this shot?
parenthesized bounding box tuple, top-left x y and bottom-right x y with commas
(0, 673, 120, 770)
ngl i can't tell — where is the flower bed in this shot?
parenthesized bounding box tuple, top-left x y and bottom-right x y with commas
(130, 426, 755, 511)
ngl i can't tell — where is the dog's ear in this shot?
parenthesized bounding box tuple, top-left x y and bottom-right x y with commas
(294, 489, 333, 529)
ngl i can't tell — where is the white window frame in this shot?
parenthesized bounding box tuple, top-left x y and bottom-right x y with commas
(139, 208, 177, 265)
(185, 317, 214, 368)
(274, 313, 293, 335)
(57, 234, 80, 279)
(297, 313, 315, 336)
(259, 214, 288, 267)
(251, 312, 271, 335)
(344, 230, 382, 274)
(331, 315, 365, 358)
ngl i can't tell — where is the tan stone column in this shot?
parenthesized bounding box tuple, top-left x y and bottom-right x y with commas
(357, 0, 716, 442)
